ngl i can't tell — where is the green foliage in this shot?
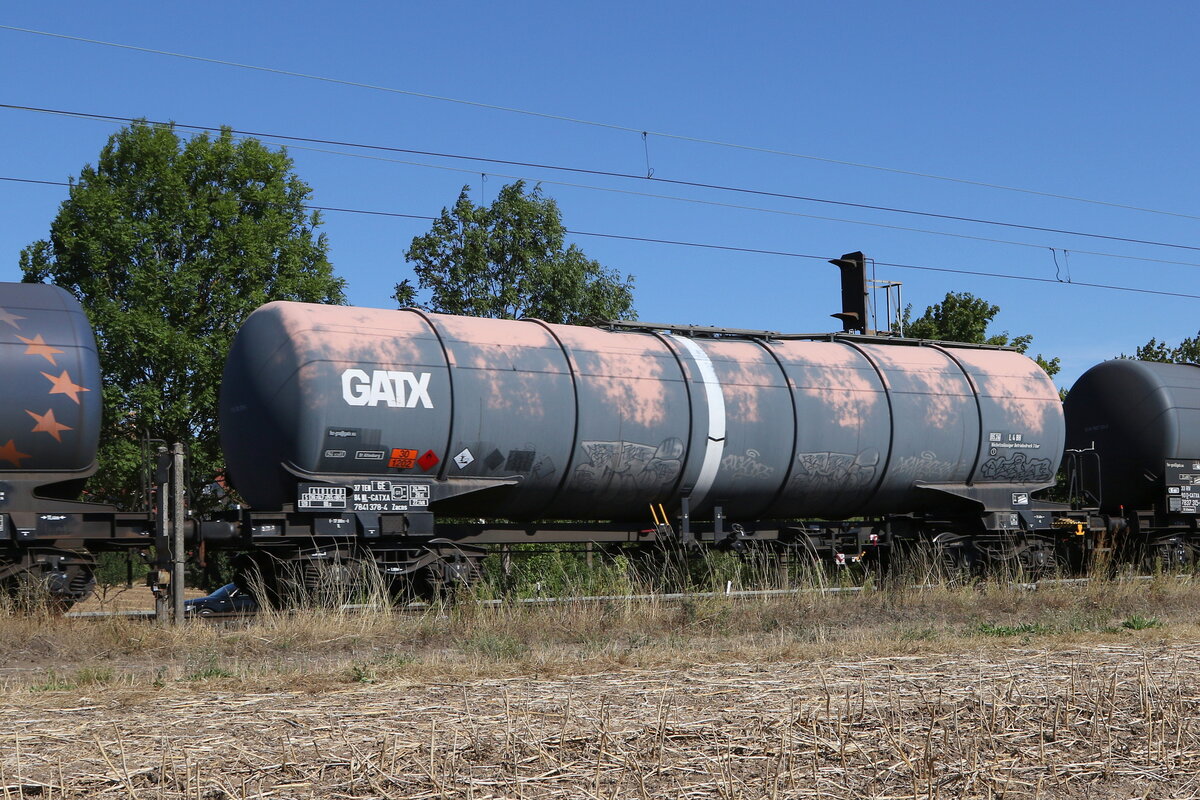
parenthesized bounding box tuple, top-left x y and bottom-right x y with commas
(184, 653, 235, 681)
(30, 669, 76, 692)
(1126, 334, 1200, 363)
(899, 291, 1060, 377)
(73, 666, 116, 686)
(347, 662, 376, 683)
(976, 621, 1051, 637)
(465, 632, 528, 661)
(345, 651, 415, 683)
(1120, 614, 1163, 630)
(20, 122, 346, 509)
(29, 666, 116, 692)
(398, 181, 635, 323)
(93, 551, 149, 587)
(480, 544, 636, 598)
(189, 551, 236, 592)
(477, 543, 808, 599)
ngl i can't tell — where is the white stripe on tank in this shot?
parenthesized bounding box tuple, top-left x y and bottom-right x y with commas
(672, 335, 725, 510)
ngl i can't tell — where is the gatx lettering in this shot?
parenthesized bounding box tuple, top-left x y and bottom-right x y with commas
(341, 369, 434, 408)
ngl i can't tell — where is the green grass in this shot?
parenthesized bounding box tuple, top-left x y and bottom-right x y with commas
(30, 669, 76, 692)
(184, 654, 236, 681)
(977, 622, 1053, 637)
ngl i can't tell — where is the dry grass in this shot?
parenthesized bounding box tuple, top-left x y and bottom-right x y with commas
(2, 642, 1199, 798)
(1, 575, 1200, 797)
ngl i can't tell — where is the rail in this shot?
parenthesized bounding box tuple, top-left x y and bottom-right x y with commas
(64, 575, 1140, 620)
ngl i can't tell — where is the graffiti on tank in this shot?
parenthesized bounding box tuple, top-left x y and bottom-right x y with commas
(574, 438, 684, 495)
(722, 449, 775, 482)
(890, 451, 959, 482)
(791, 449, 879, 490)
(531, 456, 557, 480)
(980, 452, 1054, 482)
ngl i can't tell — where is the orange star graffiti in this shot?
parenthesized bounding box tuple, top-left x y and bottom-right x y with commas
(41, 370, 90, 404)
(0, 307, 24, 330)
(26, 408, 73, 442)
(0, 439, 31, 467)
(17, 334, 64, 366)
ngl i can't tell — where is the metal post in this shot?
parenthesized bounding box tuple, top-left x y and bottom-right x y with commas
(153, 446, 170, 624)
(171, 443, 186, 625)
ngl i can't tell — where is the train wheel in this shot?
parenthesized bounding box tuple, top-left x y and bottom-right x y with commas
(987, 535, 1059, 581)
(298, 550, 376, 607)
(1141, 536, 1194, 573)
(929, 533, 980, 584)
(0, 548, 96, 611)
(400, 544, 487, 601)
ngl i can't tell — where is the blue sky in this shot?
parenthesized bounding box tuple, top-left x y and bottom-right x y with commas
(3, 2, 1197, 389)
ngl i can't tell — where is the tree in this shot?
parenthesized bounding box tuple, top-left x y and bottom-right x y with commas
(899, 291, 1060, 377)
(20, 122, 346, 509)
(396, 181, 635, 323)
(1127, 333, 1200, 363)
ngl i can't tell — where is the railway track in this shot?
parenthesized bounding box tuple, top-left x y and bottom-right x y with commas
(62, 575, 1129, 620)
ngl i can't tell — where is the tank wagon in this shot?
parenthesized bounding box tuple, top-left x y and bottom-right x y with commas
(7, 256, 1197, 605)
(0, 283, 155, 601)
(1065, 359, 1200, 566)
(222, 303, 1065, 520)
(203, 297, 1068, 592)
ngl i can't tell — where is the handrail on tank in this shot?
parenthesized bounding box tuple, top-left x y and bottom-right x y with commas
(596, 319, 1021, 350)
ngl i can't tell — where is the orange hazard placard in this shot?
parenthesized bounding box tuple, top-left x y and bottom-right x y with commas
(389, 448, 419, 469)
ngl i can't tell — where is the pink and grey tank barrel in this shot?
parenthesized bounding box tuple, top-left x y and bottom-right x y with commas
(1065, 360, 1200, 513)
(0, 283, 102, 496)
(220, 302, 1064, 518)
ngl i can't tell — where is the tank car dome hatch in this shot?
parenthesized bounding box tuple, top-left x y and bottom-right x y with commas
(1065, 359, 1200, 513)
(220, 303, 1065, 517)
(0, 283, 102, 498)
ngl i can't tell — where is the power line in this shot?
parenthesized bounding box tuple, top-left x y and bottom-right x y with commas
(248, 136, 1200, 271)
(872, 260, 1200, 301)
(568, 232, 1200, 301)
(0, 176, 69, 188)
(12, 169, 1200, 271)
(7, 103, 1200, 256)
(4, 23, 1197, 224)
(5, 175, 1197, 301)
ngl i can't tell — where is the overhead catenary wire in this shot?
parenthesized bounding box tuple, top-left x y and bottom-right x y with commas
(250, 139, 1200, 270)
(4, 23, 1199, 224)
(6, 103, 1200, 257)
(7, 111, 1200, 271)
(6, 174, 1200, 302)
(246, 137, 1200, 271)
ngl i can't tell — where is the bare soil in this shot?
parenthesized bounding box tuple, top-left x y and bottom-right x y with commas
(1, 640, 1196, 799)
(3, 575, 1200, 798)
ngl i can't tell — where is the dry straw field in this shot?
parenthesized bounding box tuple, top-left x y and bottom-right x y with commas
(3, 573, 1200, 798)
